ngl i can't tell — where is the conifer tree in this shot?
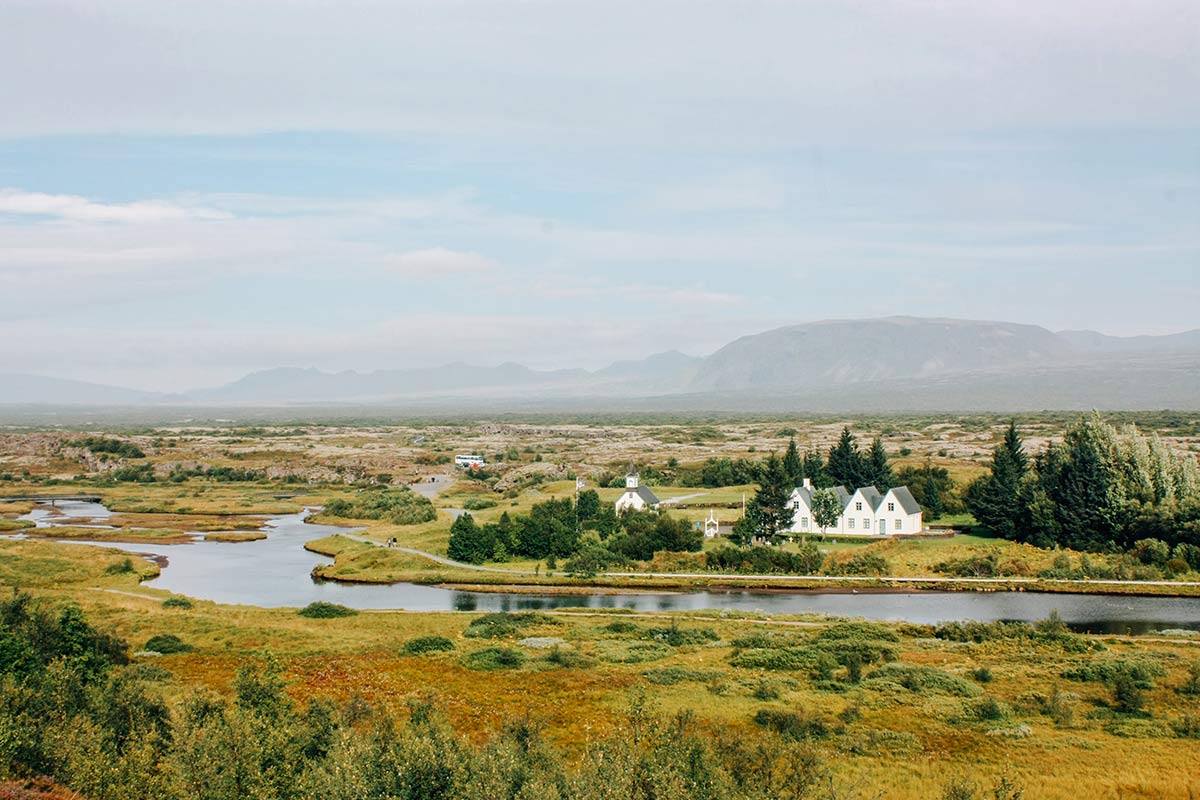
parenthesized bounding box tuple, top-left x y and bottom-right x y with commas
(966, 422, 1029, 540)
(865, 437, 894, 489)
(802, 449, 830, 487)
(827, 427, 866, 488)
(448, 513, 489, 564)
(752, 453, 794, 543)
(782, 438, 803, 486)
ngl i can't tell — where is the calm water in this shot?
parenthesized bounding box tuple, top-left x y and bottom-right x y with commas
(17, 501, 1200, 634)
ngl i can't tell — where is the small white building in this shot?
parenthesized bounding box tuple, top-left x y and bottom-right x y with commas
(787, 478, 922, 536)
(615, 465, 659, 513)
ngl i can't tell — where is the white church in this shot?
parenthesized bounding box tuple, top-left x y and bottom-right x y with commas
(614, 465, 660, 513)
(787, 478, 923, 536)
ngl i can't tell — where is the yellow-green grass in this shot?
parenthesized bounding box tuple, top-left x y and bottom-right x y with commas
(3, 536, 1200, 799)
(25, 525, 195, 544)
(203, 531, 269, 543)
(0, 518, 35, 532)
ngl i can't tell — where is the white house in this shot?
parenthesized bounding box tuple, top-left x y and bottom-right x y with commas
(615, 465, 659, 513)
(787, 478, 922, 536)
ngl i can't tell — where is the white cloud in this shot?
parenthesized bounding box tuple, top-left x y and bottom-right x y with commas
(0, 188, 231, 223)
(381, 247, 498, 277)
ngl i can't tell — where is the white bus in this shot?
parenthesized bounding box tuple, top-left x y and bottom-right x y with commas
(454, 454, 485, 468)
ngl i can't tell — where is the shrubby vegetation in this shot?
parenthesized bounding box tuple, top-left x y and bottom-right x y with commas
(73, 437, 145, 459)
(447, 497, 702, 566)
(401, 635, 456, 655)
(297, 602, 358, 619)
(323, 488, 437, 525)
(1, 594, 889, 800)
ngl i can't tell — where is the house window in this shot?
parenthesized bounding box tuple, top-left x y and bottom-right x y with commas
(895, 519, 902, 530)
(863, 518, 869, 529)
(855, 502, 862, 511)
(801, 517, 809, 530)
(887, 502, 895, 512)
(848, 518, 855, 530)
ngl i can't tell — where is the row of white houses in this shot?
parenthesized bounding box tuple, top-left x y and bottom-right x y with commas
(616, 466, 924, 536)
(787, 478, 923, 536)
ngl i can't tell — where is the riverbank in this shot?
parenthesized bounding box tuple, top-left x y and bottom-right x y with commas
(307, 533, 1200, 598)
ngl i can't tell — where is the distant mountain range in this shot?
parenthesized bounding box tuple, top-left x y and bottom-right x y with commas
(4, 317, 1200, 411)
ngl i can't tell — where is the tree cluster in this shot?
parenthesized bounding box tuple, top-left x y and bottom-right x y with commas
(967, 415, 1200, 553)
(446, 493, 702, 567)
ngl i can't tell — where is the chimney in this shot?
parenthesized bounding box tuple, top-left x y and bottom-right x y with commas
(803, 478, 812, 490)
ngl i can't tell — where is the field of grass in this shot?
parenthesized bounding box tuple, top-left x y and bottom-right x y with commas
(2, 536, 1199, 799)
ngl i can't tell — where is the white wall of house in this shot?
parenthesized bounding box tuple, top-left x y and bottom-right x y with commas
(615, 492, 648, 513)
(787, 486, 924, 536)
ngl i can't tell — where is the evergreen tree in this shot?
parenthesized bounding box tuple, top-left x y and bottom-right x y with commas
(782, 438, 803, 486)
(752, 453, 794, 543)
(802, 449, 830, 487)
(966, 423, 1029, 540)
(864, 437, 894, 489)
(447, 513, 490, 564)
(827, 427, 866, 488)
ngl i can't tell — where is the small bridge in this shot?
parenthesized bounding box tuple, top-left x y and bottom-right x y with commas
(0, 494, 104, 506)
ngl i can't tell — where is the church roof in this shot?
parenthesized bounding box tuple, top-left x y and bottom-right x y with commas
(621, 485, 659, 505)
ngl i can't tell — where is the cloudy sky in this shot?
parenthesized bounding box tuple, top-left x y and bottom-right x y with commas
(2, 0, 1198, 390)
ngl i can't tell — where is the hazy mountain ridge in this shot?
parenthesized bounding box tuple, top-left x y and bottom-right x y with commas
(3, 317, 1199, 409)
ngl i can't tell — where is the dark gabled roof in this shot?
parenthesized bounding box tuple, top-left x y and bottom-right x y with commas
(832, 486, 851, 509)
(619, 485, 659, 505)
(791, 485, 851, 509)
(888, 485, 922, 515)
(850, 485, 883, 511)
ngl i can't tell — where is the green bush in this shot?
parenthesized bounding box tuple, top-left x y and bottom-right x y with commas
(972, 667, 993, 683)
(752, 708, 830, 741)
(323, 488, 437, 525)
(464, 612, 558, 639)
(1061, 658, 1165, 689)
(864, 665, 982, 697)
(601, 620, 641, 635)
(594, 641, 673, 664)
(103, 558, 137, 575)
(640, 622, 719, 647)
(461, 646, 527, 671)
(643, 667, 720, 685)
(143, 634, 195, 654)
(462, 496, 498, 511)
(122, 663, 173, 682)
(829, 552, 891, 576)
(161, 596, 194, 609)
(541, 647, 595, 669)
(401, 635, 456, 655)
(297, 602, 359, 619)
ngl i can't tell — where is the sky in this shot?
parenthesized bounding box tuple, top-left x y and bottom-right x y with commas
(1, 0, 1198, 391)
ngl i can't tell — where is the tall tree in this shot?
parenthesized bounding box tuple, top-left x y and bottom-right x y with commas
(754, 453, 794, 543)
(447, 513, 490, 564)
(966, 422, 1029, 540)
(864, 438, 894, 489)
(827, 427, 866, 488)
(802, 449, 830, 487)
(782, 438, 803, 486)
(810, 488, 843, 533)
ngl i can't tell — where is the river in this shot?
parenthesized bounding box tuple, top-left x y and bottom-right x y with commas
(14, 500, 1200, 634)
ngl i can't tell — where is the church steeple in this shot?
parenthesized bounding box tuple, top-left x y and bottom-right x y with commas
(625, 463, 639, 489)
